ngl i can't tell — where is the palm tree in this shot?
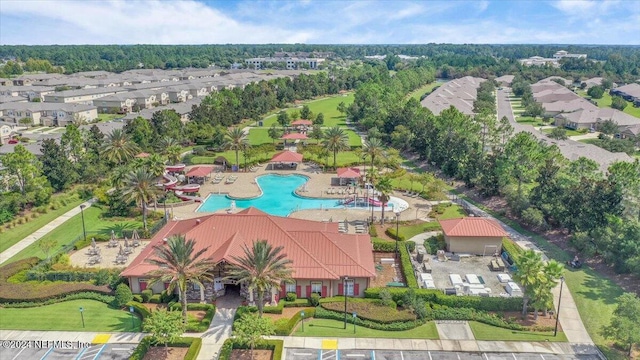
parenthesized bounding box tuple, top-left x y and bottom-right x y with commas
(226, 240, 293, 317)
(122, 167, 162, 231)
(539, 260, 564, 318)
(144, 153, 166, 177)
(146, 234, 214, 323)
(322, 127, 349, 169)
(364, 138, 384, 180)
(513, 250, 546, 316)
(165, 145, 182, 165)
(376, 176, 394, 225)
(110, 164, 131, 189)
(101, 129, 140, 165)
(157, 136, 180, 150)
(224, 128, 248, 170)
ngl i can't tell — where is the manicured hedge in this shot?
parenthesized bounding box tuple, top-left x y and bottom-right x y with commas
(73, 234, 110, 251)
(427, 304, 553, 332)
(321, 298, 415, 323)
(0, 258, 112, 303)
(364, 288, 524, 312)
(2, 292, 115, 308)
(502, 238, 523, 265)
(385, 228, 406, 241)
(219, 339, 283, 360)
(399, 243, 418, 288)
(274, 308, 316, 335)
(372, 238, 395, 252)
(126, 301, 151, 318)
(25, 268, 120, 283)
(314, 307, 424, 331)
(129, 336, 202, 360)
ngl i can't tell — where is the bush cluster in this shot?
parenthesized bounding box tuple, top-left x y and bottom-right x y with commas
(72, 234, 110, 251)
(3, 291, 115, 308)
(314, 307, 424, 331)
(385, 228, 406, 241)
(321, 298, 415, 323)
(501, 238, 523, 266)
(399, 243, 418, 288)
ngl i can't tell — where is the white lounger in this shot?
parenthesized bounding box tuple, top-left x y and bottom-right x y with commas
(449, 274, 464, 287)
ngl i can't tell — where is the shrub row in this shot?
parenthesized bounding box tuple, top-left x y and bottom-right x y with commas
(129, 336, 202, 360)
(3, 291, 115, 308)
(369, 226, 378, 237)
(0, 257, 112, 303)
(385, 228, 406, 241)
(399, 242, 418, 288)
(219, 339, 284, 360)
(372, 238, 395, 252)
(187, 308, 215, 332)
(428, 304, 553, 332)
(25, 268, 116, 283)
(169, 303, 215, 312)
(314, 307, 424, 331)
(364, 288, 524, 312)
(273, 308, 316, 335)
(126, 301, 151, 318)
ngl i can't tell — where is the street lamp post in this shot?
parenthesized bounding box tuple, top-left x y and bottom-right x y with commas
(395, 211, 400, 259)
(343, 276, 349, 329)
(79, 307, 85, 328)
(554, 276, 565, 337)
(79, 205, 87, 244)
(353, 312, 357, 334)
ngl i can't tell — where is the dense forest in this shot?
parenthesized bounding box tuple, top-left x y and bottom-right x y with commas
(1, 44, 639, 81)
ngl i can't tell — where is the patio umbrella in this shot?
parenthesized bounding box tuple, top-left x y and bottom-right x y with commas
(118, 244, 124, 256)
(131, 230, 140, 241)
(110, 230, 116, 241)
(91, 238, 97, 248)
(123, 236, 129, 249)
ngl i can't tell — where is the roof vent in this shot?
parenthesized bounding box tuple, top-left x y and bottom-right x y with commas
(163, 238, 168, 244)
(196, 219, 201, 225)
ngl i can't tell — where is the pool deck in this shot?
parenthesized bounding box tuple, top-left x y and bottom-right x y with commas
(170, 163, 433, 225)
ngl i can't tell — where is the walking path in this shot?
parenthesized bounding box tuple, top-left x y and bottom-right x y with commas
(0, 198, 97, 265)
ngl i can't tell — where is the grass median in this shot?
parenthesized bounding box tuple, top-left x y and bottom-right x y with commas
(469, 321, 568, 342)
(293, 318, 439, 339)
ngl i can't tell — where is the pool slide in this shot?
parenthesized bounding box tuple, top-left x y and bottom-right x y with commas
(175, 191, 203, 202)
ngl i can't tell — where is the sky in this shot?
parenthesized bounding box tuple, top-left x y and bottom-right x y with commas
(0, 0, 639, 45)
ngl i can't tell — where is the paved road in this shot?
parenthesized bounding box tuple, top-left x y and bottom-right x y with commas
(286, 349, 602, 360)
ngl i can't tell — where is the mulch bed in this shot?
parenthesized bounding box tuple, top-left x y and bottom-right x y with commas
(140, 303, 206, 320)
(143, 346, 188, 360)
(230, 349, 273, 360)
(497, 311, 558, 329)
(372, 251, 404, 287)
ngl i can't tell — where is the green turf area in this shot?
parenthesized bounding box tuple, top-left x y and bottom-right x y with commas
(0, 300, 142, 332)
(6, 206, 147, 263)
(576, 90, 640, 119)
(396, 222, 441, 239)
(449, 191, 628, 359)
(469, 321, 567, 342)
(435, 204, 466, 220)
(96, 113, 124, 122)
(189, 149, 278, 167)
(407, 82, 441, 101)
(306, 150, 363, 168)
(345, 129, 362, 147)
(540, 127, 584, 137)
(247, 128, 275, 145)
(259, 93, 354, 128)
(515, 116, 538, 124)
(293, 318, 439, 339)
(0, 192, 84, 253)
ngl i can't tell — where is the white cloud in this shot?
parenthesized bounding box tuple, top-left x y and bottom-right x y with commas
(0, 0, 313, 44)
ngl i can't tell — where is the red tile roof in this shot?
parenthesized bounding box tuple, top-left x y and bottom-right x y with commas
(439, 217, 508, 238)
(291, 119, 313, 126)
(186, 166, 214, 177)
(270, 150, 303, 163)
(281, 133, 309, 140)
(337, 167, 361, 178)
(121, 209, 376, 280)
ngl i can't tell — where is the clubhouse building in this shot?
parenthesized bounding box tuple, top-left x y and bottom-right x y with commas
(121, 208, 376, 304)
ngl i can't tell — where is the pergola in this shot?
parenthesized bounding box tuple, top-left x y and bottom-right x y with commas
(269, 150, 303, 170)
(281, 132, 308, 147)
(335, 167, 362, 186)
(186, 166, 214, 184)
(291, 119, 313, 128)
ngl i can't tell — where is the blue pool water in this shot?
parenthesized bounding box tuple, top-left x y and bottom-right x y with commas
(198, 174, 343, 216)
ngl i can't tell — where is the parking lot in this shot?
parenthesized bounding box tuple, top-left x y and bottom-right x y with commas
(1, 343, 137, 360)
(427, 254, 516, 296)
(286, 349, 603, 360)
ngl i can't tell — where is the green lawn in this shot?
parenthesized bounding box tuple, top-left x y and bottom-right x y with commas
(576, 90, 640, 118)
(0, 300, 142, 332)
(259, 93, 354, 128)
(450, 192, 628, 360)
(397, 222, 441, 239)
(469, 322, 567, 342)
(0, 193, 84, 253)
(6, 206, 147, 264)
(307, 150, 362, 168)
(541, 127, 584, 137)
(97, 113, 124, 122)
(293, 318, 439, 339)
(247, 128, 275, 145)
(345, 129, 362, 147)
(189, 149, 278, 167)
(515, 116, 538, 124)
(435, 204, 467, 220)
(407, 82, 441, 101)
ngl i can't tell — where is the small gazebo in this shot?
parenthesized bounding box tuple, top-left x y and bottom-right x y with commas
(186, 165, 214, 184)
(335, 167, 361, 186)
(291, 119, 313, 131)
(269, 150, 303, 170)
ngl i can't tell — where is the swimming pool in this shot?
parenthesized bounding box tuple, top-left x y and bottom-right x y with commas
(197, 174, 406, 217)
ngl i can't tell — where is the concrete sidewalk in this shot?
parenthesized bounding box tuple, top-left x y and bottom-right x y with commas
(0, 330, 146, 344)
(0, 199, 97, 265)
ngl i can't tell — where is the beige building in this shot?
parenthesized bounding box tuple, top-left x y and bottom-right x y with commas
(439, 217, 508, 255)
